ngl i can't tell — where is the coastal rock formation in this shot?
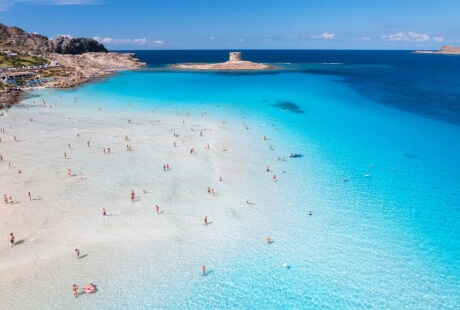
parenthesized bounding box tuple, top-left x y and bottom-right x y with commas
(0, 51, 143, 108)
(437, 46, 460, 54)
(0, 23, 107, 54)
(171, 52, 274, 70)
(52, 36, 107, 54)
(0, 22, 145, 108)
(0, 89, 22, 109)
(414, 45, 460, 55)
(46, 52, 145, 88)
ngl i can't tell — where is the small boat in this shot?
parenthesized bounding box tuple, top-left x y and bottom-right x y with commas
(289, 153, 302, 158)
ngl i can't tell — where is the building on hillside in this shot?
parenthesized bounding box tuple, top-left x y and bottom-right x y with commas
(1, 71, 34, 82)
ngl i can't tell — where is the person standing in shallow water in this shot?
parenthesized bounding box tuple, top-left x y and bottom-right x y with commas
(72, 284, 79, 298)
(202, 265, 206, 276)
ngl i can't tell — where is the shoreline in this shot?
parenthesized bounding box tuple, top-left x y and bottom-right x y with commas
(1, 54, 459, 309)
(0, 89, 288, 305)
(0, 52, 146, 110)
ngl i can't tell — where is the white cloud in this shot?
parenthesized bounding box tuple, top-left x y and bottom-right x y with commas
(382, 31, 430, 42)
(311, 32, 335, 39)
(47, 0, 101, 5)
(93, 36, 111, 43)
(133, 38, 146, 44)
(0, 0, 100, 11)
(239, 38, 244, 42)
(210, 36, 215, 40)
(433, 36, 445, 42)
(359, 36, 371, 41)
(263, 38, 271, 42)
(0, 1, 14, 11)
(93, 36, 164, 45)
(57, 34, 73, 39)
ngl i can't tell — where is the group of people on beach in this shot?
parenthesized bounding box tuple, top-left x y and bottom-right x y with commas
(1, 100, 300, 301)
(3, 194, 13, 205)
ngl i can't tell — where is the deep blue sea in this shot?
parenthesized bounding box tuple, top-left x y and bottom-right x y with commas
(37, 50, 460, 309)
(124, 50, 460, 126)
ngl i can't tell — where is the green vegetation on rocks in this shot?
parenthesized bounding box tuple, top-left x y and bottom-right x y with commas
(41, 66, 69, 77)
(0, 54, 49, 67)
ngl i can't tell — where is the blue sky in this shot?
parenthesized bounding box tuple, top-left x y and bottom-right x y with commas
(1, 0, 458, 50)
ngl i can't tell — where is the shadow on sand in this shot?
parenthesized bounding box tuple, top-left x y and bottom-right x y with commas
(15, 239, 25, 246)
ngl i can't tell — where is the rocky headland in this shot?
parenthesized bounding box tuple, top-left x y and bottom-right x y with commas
(0, 23, 107, 54)
(0, 23, 145, 109)
(413, 45, 460, 55)
(44, 52, 144, 88)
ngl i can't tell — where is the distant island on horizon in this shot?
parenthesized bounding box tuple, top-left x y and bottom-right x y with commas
(413, 45, 460, 55)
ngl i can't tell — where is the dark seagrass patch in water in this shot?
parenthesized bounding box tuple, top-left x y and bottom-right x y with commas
(270, 101, 304, 114)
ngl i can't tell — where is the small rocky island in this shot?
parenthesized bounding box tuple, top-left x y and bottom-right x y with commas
(414, 45, 460, 55)
(171, 52, 274, 70)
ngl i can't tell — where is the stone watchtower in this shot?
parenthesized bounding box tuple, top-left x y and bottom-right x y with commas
(229, 52, 242, 62)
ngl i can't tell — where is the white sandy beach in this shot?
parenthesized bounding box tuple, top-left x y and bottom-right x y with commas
(0, 90, 299, 308)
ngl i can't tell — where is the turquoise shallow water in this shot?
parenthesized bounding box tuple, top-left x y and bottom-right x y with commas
(13, 53, 460, 309)
(43, 65, 460, 309)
